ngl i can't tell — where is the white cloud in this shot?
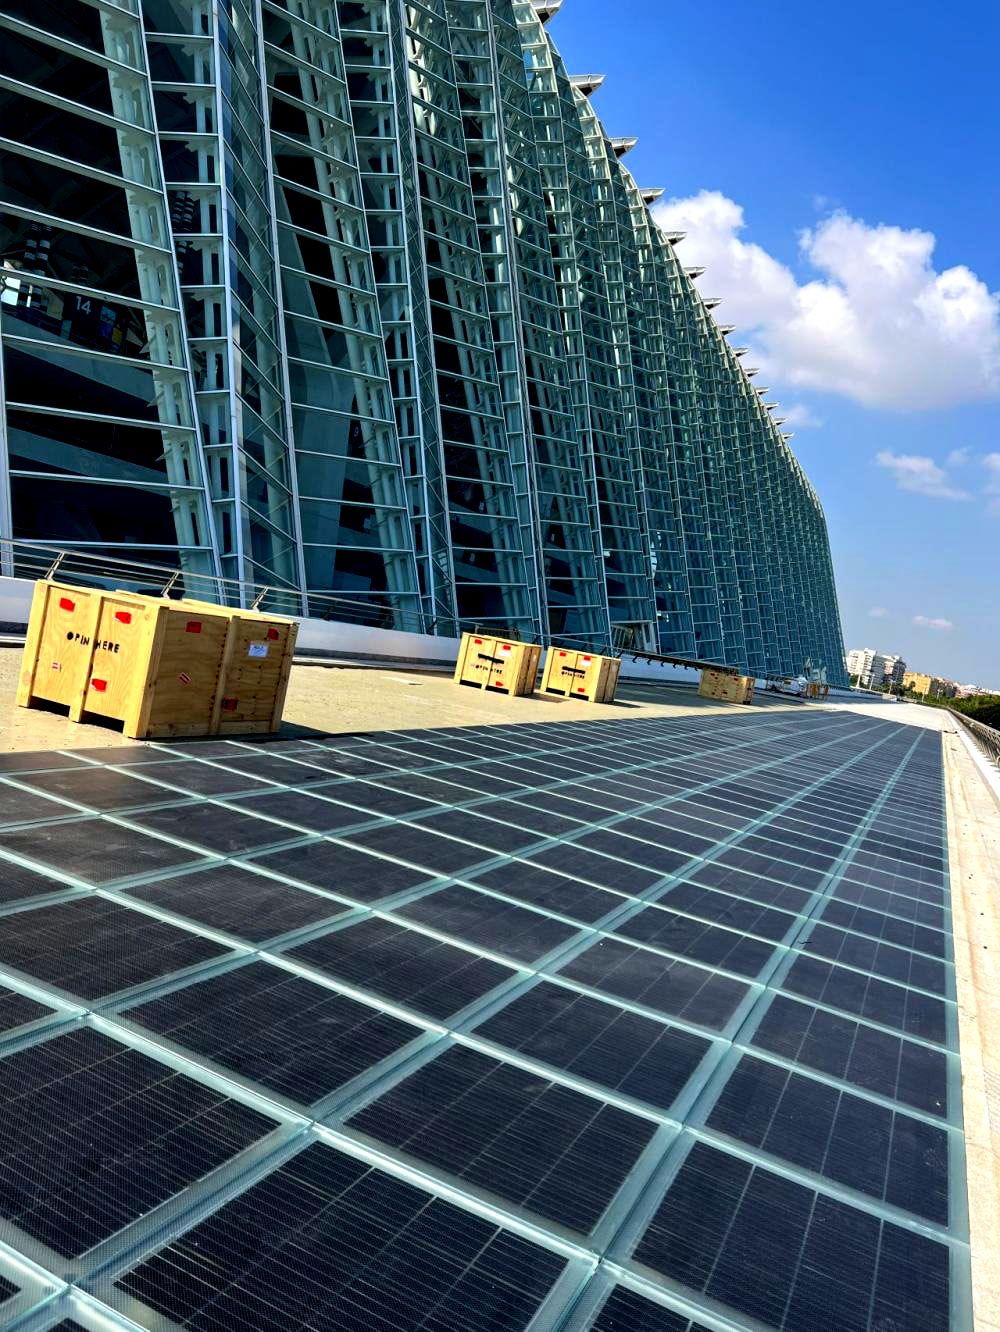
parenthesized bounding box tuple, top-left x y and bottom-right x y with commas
(947, 447, 971, 468)
(868, 606, 889, 618)
(779, 403, 823, 429)
(984, 453, 1000, 514)
(651, 191, 1000, 410)
(874, 450, 971, 501)
(913, 615, 954, 631)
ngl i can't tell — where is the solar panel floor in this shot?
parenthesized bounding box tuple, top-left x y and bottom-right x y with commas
(0, 707, 969, 1331)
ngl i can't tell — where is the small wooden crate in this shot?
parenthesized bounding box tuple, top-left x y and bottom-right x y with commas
(163, 598, 297, 735)
(453, 632, 540, 696)
(542, 648, 621, 704)
(698, 667, 755, 705)
(17, 581, 297, 739)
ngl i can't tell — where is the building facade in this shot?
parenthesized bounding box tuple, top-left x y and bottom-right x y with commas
(903, 671, 957, 700)
(846, 647, 885, 689)
(0, 0, 848, 683)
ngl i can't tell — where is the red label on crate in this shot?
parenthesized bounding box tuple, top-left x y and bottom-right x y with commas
(58, 597, 75, 612)
(558, 651, 567, 657)
(474, 638, 483, 645)
(266, 627, 279, 640)
(221, 697, 238, 711)
(178, 672, 191, 685)
(582, 656, 591, 663)
(501, 644, 511, 652)
(577, 687, 586, 694)
(115, 611, 132, 624)
(91, 678, 107, 692)
(186, 621, 202, 634)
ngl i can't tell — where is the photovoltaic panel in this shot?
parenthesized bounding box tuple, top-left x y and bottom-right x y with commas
(474, 981, 712, 1112)
(557, 937, 749, 1029)
(590, 1287, 711, 1331)
(0, 1028, 276, 1256)
(122, 864, 349, 941)
(632, 1141, 950, 1332)
(124, 961, 423, 1106)
(0, 710, 967, 1332)
(283, 917, 516, 1019)
(706, 1054, 950, 1224)
(751, 993, 949, 1117)
(396, 884, 582, 961)
(0, 897, 226, 998)
(115, 1143, 568, 1331)
(348, 1045, 657, 1232)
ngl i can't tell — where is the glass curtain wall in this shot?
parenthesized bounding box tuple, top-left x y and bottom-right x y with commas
(0, 0, 217, 575)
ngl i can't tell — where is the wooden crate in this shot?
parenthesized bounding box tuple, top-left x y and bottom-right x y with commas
(453, 632, 540, 696)
(698, 667, 755, 705)
(163, 598, 297, 735)
(18, 581, 297, 739)
(542, 648, 621, 704)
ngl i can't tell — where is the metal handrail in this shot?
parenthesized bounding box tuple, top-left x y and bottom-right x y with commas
(0, 537, 435, 637)
(950, 708, 1000, 769)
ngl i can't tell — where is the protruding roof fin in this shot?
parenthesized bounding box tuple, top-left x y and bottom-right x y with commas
(719, 324, 735, 334)
(661, 230, 685, 243)
(531, 0, 563, 20)
(641, 187, 664, 203)
(685, 266, 705, 279)
(610, 135, 638, 157)
(704, 296, 722, 308)
(570, 73, 605, 95)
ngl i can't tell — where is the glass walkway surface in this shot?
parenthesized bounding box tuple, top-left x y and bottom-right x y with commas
(0, 707, 967, 1331)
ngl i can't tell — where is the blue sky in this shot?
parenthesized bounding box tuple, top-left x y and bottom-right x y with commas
(549, 0, 999, 685)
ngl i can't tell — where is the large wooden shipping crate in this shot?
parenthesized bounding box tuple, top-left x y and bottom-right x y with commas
(541, 648, 621, 704)
(453, 632, 541, 696)
(698, 667, 755, 705)
(18, 581, 297, 739)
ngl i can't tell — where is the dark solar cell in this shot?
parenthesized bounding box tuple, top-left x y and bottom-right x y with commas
(709, 847, 828, 890)
(558, 938, 748, 1030)
(218, 788, 369, 832)
(278, 749, 391, 777)
(349, 1045, 655, 1232)
(118, 1143, 567, 1332)
(413, 809, 542, 854)
(397, 886, 580, 963)
(123, 864, 347, 941)
(285, 917, 515, 1019)
(0, 1028, 275, 1256)
(126, 961, 420, 1105)
(615, 904, 776, 977)
(124, 802, 296, 855)
(16, 767, 172, 811)
(781, 954, 948, 1044)
(0, 858, 77, 906)
(591, 1287, 709, 1332)
(634, 1142, 950, 1332)
(659, 880, 795, 941)
(313, 778, 440, 816)
(0, 783, 80, 826)
(250, 839, 430, 902)
(572, 829, 696, 877)
(0, 897, 225, 998)
(803, 923, 948, 993)
(525, 843, 664, 893)
(190, 753, 329, 784)
(685, 862, 812, 913)
(471, 862, 627, 924)
(613, 818, 717, 858)
(0, 819, 208, 884)
(127, 761, 274, 796)
(475, 981, 710, 1111)
(0, 1276, 16, 1305)
(834, 879, 945, 929)
(707, 1055, 949, 1224)
(452, 798, 582, 837)
(0, 751, 90, 772)
(819, 899, 946, 958)
(343, 823, 493, 876)
(751, 995, 949, 1117)
(0, 984, 52, 1032)
(436, 766, 528, 794)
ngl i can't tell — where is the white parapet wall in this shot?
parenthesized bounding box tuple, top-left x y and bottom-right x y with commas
(0, 575, 747, 687)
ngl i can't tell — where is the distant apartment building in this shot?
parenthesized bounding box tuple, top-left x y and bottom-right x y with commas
(846, 648, 886, 689)
(903, 671, 957, 699)
(881, 655, 907, 690)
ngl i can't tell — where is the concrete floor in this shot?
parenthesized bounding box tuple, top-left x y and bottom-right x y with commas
(0, 643, 806, 753)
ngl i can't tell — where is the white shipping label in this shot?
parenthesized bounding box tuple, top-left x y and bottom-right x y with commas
(247, 642, 269, 658)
